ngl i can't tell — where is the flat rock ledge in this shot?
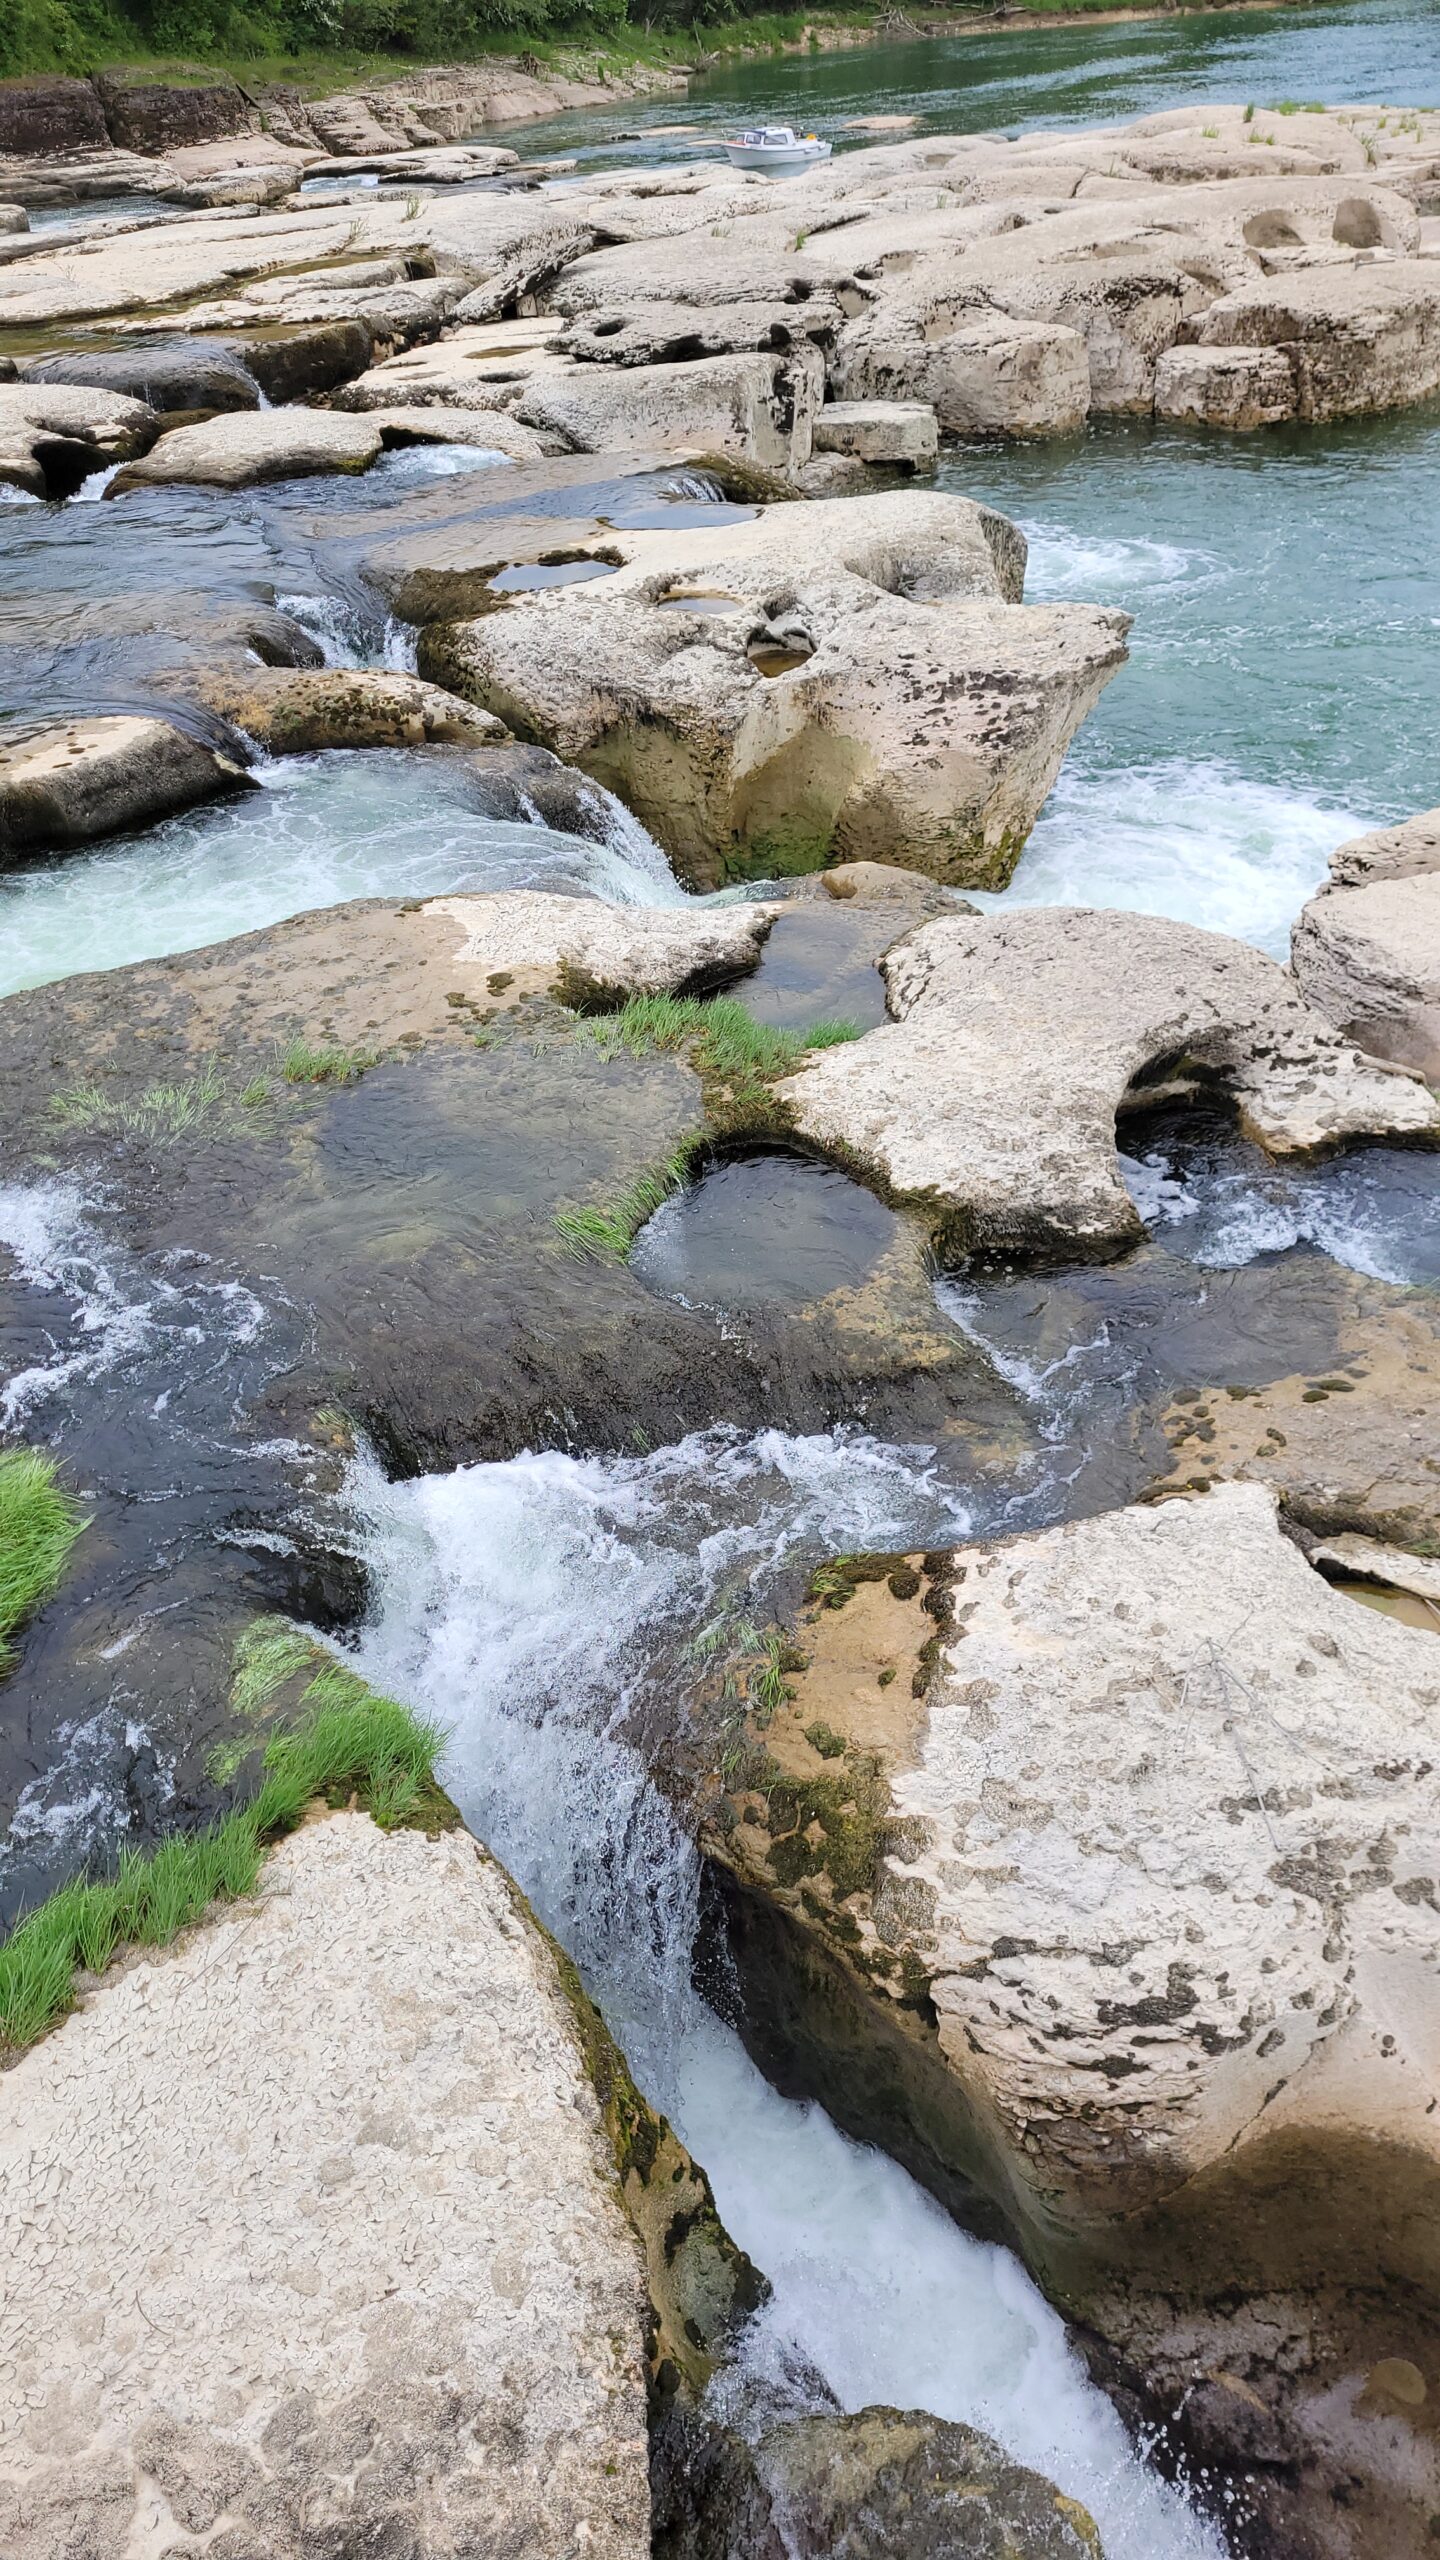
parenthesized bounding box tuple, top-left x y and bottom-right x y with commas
(0, 1813, 654, 2560)
(778, 905, 1440, 1257)
(107, 404, 386, 493)
(704, 1483, 1440, 2556)
(1292, 802, 1440, 1085)
(411, 489, 1127, 892)
(0, 713, 252, 859)
(425, 888, 778, 1004)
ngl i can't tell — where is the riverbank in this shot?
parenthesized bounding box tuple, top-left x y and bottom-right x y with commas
(0, 0, 1351, 112)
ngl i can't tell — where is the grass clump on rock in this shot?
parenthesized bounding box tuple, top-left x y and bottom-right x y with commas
(0, 1450, 86, 1673)
(577, 993, 856, 1090)
(0, 1624, 446, 2058)
(556, 994, 859, 1258)
(279, 1036, 381, 1086)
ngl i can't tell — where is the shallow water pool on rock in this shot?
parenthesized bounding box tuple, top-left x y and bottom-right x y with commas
(632, 1148, 901, 1313)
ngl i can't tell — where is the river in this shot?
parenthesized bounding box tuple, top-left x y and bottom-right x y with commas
(2, 9, 1438, 2547)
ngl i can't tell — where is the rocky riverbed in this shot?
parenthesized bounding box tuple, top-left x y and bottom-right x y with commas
(1, 44, 1439, 2560)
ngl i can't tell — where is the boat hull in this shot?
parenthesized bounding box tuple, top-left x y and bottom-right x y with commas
(722, 142, 833, 172)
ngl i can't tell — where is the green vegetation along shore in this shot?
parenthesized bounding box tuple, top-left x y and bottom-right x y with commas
(0, 1449, 85, 1674)
(0, 0, 1328, 96)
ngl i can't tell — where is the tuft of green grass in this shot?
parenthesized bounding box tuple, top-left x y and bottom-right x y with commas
(1243, 101, 1256, 123)
(50, 1057, 228, 1143)
(554, 1139, 703, 1261)
(0, 1624, 447, 2058)
(576, 993, 858, 1085)
(556, 996, 859, 1258)
(749, 1626, 802, 1724)
(0, 1450, 86, 1673)
(280, 1037, 381, 1087)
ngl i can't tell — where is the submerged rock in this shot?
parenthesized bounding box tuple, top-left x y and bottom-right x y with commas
(0, 713, 252, 858)
(779, 906, 1440, 1257)
(1156, 1271, 1440, 1551)
(704, 1483, 1440, 2558)
(417, 489, 1125, 890)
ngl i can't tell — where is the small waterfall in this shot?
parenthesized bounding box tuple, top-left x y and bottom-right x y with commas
(347, 1429, 1226, 2560)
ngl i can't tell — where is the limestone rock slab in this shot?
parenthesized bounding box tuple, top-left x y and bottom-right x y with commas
(1153, 340, 1297, 428)
(0, 715, 252, 858)
(179, 666, 509, 755)
(107, 404, 383, 492)
(514, 347, 824, 469)
(1195, 258, 1440, 419)
(705, 1483, 1440, 2553)
(811, 398, 938, 463)
(0, 1814, 652, 2560)
(0, 379, 156, 495)
(1324, 802, 1440, 889)
(415, 490, 1124, 891)
(424, 888, 777, 1002)
(1292, 868, 1440, 1081)
(778, 907, 1440, 1255)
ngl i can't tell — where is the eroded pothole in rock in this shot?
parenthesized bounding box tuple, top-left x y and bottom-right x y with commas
(631, 1145, 900, 1313)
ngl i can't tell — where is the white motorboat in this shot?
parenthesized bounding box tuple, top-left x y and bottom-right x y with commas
(721, 125, 833, 174)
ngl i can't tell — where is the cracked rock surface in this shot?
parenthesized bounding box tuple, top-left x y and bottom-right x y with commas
(705, 1483, 1440, 2558)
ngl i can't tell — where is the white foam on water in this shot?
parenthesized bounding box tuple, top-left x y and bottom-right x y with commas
(0, 1180, 282, 1429)
(68, 460, 123, 503)
(1121, 1146, 1440, 1285)
(1019, 518, 1222, 598)
(0, 1179, 157, 1424)
(347, 1428, 1224, 2560)
(0, 480, 42, 504)
(973, 755, 1368, 958)
(368, 442, 515, 487)
(275, 591, 418, 673)
(0, 748, 685, 995)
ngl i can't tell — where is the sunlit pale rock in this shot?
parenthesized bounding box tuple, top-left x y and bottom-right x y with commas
(0, 1815, 653, 2560)
(704, 1482, 1440, 2558)
(0, 714, 251, 857)
(1292, 804, 1440, 1082)
(779, 905, 1440, 1255)
(415, 490, 1126, 891)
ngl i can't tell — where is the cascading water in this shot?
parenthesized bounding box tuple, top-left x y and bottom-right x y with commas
(0, 747, 688, 997)
(346, 1429, 1230, 2559)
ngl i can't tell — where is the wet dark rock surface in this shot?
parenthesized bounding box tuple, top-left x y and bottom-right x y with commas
(0, 896, 1018, 1915)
